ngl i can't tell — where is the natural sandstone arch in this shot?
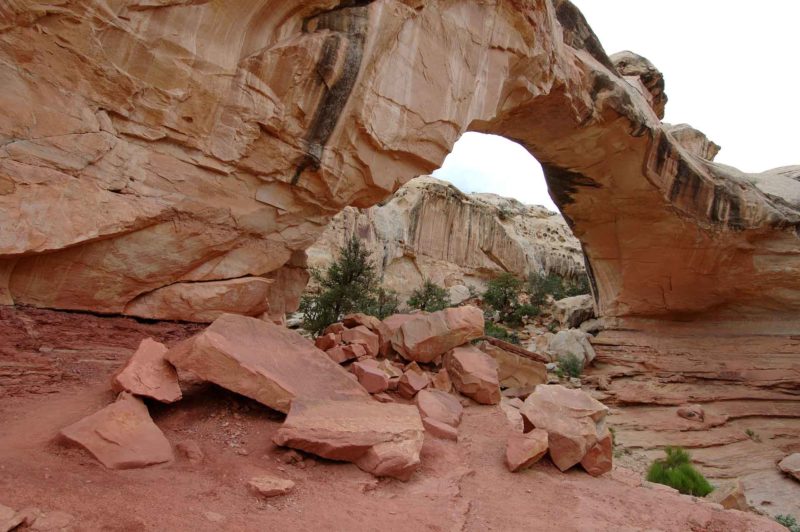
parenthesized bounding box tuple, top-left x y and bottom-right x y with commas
(0, 0, 797, 331)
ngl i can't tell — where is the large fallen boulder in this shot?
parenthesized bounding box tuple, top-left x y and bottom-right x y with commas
(165, 314, 369, 413)
(273, 399, 424, 480)
(445, 345, 501, 405)
(552, 295, 595, 329)
(111, 338, 182, 403)
(391, 306, 484, 363)
(477, 341, 546, 388)
(520, 385, 609, 473)
(60, 392, 173, 469)
(343, 313, 392, 355)
(546, 329, 597, 366)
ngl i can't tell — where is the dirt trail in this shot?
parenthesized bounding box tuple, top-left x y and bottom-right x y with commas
(0, 308, 784, 531)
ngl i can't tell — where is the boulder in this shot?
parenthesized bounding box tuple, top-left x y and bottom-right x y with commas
(546, 329, 596, 366)
(60, 392, 173, 469)
(416, 390, 463, 428)
(165, 314, 369, 413)
(341, 325, 380, 357)
(343, 313, 392, 355)
(273, 399, 424, 480)
(397, 363, 431, 399)
(778, 453, 800, 482)
(326, 344, 365, 364)
(314, 333, 340, 351)
(580, 428, 613, 476)
(248, 475, 295, 498)
(445, 345, 501, 405)
(391, 306, 484, 363)
(352, 359, 390, 394)
(706, 478, 750, 511)
(520, 385, 609, 471)
(123, 277, 272, 323)
(500, 397, 525, 432)
(448, 285, 471, 305)
(506, 429, 549, 472)
(111, 338, 182, 403)
(323, 323, 347, 335)
(477, 341, 546, 388)
(578, 318, 603, 335)
(430, 368, 453, 392)
(0, 503, 24, 532)
(552, 295, 595, 329)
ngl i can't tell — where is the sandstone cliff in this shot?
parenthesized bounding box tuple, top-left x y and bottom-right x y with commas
(0, 0, 798, 333)
(307, 176, 584, 303)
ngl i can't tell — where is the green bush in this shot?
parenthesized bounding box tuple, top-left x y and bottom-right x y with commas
(484, 273, 524, 324)
(407, 279, 449, 312)
(527, 271, 590, 305)
(484, 321, 520, 344)
(365, 287, 400, 319)
(300, 236, 391, 334)
(646, 447, 714, 497)
(558, 353, 584, 378)
(776, 514, 800, 532)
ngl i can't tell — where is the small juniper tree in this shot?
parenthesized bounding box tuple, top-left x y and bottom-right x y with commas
(407, 279, 449, 312)
(366, 287, 400, 319)
(646, 447, 713, 497)
(300, 236, 380, 335)
(483, 273, 523, 322)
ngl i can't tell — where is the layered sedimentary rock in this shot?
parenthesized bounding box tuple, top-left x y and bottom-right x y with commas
(0, 0, 796, 329)
(307, 176, 584, 302)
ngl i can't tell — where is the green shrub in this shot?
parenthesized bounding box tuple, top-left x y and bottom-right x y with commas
(484, 321, 520, 344)
(558, 353, 584, 378)
(646, 447, 714, 497)
(484, 273, 524, 324)
(527, 271, 590, 305)
(407, 279, 449, 312)
(300, 236, 391, 334)
(776, 514, 800, 532)
(365, 287, 400, 319)
(508, 303, 541, 327)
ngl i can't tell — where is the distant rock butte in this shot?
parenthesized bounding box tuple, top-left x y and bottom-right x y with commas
(307, 176, 584, 303)
(0, 1, 796, 332)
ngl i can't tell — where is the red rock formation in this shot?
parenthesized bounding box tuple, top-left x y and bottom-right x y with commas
(0, 1, 796, 331)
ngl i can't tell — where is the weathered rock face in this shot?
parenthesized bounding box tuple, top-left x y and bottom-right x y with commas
(1, 0, 797, 331)
(307, 176, 584, 303)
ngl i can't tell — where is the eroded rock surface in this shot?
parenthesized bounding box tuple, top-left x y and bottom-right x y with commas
(0, 1, 796, 331)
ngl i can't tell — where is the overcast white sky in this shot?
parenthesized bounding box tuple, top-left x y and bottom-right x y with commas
(434, 1, 800, 211)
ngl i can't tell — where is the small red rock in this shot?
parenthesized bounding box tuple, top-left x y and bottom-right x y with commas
(326, 344, 365, 364)
(323, 322, 346, 335)
(398, 364, 431, 399)
(315, 333, 339, 351)
(248, 475, 295, 498)
(111, 338, 182, 403)
(341, 326, 380, 357)
(416, 389, 463, 428)
(422, 417, 458, 441)
(352, 359, 390, 393)
(580, 429, 613, 476)
(506, 429, 549, 472)
(445, 345, 501, 405)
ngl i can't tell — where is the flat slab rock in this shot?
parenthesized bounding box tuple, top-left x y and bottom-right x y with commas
(273, 398, 424, 481)
(166, 314, 369, 413)
(111, 338, 182, 403)
(60, 392, 173, 469)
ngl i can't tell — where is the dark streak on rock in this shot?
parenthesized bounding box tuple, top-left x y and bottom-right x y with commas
(292, 4, 371, 185)
(580, 243, 599, 306)
(541, 163, 602, 224)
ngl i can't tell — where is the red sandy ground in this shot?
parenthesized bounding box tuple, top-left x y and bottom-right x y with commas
(0, 307, 783, 531)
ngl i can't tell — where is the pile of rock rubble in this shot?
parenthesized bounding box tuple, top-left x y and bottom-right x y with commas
(55, 305, 613, 494)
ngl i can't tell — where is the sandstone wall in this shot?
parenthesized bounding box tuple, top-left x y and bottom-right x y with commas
(307, 176, 584, 303)
(0, 0, 797, 330)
